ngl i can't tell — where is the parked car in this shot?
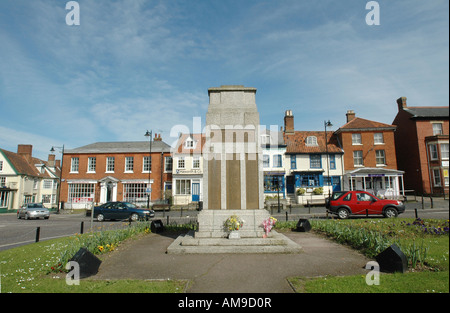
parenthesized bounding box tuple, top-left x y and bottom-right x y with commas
(326, 190, 405, 219)
(17, 203, 50, 220)
(93, 202, 155, 222)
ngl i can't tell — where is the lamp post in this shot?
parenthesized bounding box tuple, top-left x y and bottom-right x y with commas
(324, 120, 333, 198)
(50, 145, 64, 214)
(145, 130, 153, 209)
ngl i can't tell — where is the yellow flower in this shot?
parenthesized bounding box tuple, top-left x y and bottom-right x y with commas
(98, 246, 104, 252)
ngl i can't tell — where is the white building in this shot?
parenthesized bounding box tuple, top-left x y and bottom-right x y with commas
(171, 134, 205, 206)
(261, 129, 288, 199)
(283, 111, 344, 204)
(0, 145, 60, 211)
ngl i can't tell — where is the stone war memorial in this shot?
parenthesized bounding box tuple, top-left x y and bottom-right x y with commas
(167, 85, 301, 254)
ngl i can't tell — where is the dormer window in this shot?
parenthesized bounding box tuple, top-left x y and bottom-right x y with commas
(306, 136, 318, 146)
(185, 137, 196, 149)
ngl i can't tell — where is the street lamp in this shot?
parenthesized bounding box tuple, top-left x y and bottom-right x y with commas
(50, 145, 64, 214)
(145, 130, 153, 209)
(324, 120, 333, 198)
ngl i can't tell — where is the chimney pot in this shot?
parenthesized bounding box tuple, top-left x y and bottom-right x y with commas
(397, 97, 407, 111)
(346, 110, 356, 123)
(284, 110, 294, 133)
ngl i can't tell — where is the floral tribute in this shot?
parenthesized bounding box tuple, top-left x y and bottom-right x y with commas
(262, 216, 277, 238)
(224, 215, 244, 232)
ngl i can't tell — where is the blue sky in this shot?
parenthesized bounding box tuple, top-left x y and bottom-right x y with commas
(0, 0, 448, 160)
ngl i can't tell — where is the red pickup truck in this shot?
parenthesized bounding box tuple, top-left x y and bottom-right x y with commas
(326, 190, 405, 219)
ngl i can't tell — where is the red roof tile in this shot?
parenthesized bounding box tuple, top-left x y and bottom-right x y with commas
(338, 117, 396, 131)
(283, 131, 343, 154)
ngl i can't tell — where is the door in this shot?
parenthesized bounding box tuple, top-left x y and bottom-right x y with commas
(192, 183, 200, 202)
(286, 175, 295, 194)
(332, 176, 341, 192)
(354, 192, 380, 215)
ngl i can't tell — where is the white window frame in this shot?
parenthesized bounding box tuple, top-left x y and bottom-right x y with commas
(70, 157, 79, 173)
(192, 156, 200, 169)
(375, 150, 386, 166)
(43, 180, 53, 189)
(143, 156, 152, 173)
(352, 133, 362, 145)
(165, 156, 173, 172)
(125, 157, 134, 173)
(68, 183, 95, 203)
(430, 144, 438, 160)
(441, 144, 449, 160)
(432, 168, 441, 187)
(432, 123, 443, 135)
(178, 157, 185, 169)
(106, 157, 115, 173)
(176, 179, 191, 195)
(374, 133, 384, 145)
(306, 136, 318, 146)
(353, 150, 363, 166)
(123, 183, 147, 205)
(87, 157, 96, 173)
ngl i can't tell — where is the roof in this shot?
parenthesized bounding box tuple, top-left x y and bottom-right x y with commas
(0, 148, 53, 178)
(403, 106, 449, 119)
(65, 141, 171, 154)
(336, 117, 396, 133)
(173, 134, 205, 154)
(344, 167, 404, 176)
(284, 131, 343, 154)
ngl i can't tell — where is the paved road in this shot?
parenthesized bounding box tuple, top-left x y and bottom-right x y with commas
(0, 199, 447, 252)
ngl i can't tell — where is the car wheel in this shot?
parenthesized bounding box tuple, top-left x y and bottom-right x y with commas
(97, 214, 105, 222)
(130, 213, 139, 222)
(17, 213, 21, 219)
(337, 208, 350, 219)
(384, 207, 398, 218)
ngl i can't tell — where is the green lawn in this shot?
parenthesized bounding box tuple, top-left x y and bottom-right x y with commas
(281, 218, 449, 293)
(1, 218, 448, 293)
(0, 223, 190, 293)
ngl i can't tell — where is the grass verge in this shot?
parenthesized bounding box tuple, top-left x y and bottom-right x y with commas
(279, 218, 449, 293)
(0, 222, 193, 293)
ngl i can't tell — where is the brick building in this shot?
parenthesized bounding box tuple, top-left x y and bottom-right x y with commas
(335, 110, 404, 199)
(60, 136, 173, 209)
(392, 97, 449, 195)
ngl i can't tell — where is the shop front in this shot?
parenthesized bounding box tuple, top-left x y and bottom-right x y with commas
(343, 167, 405, 199)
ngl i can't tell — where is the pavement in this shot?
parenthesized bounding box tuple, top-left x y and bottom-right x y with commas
(92, 230, 372, 293)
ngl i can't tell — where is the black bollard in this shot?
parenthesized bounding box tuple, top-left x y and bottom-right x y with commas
(35, 227, 40, 243)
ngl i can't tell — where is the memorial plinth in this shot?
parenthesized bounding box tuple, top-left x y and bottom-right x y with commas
(167, 85, 301, 254)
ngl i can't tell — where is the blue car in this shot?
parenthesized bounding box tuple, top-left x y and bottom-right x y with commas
(93, 202, 155, 222)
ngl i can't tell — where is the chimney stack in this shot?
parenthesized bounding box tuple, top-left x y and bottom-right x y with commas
(397, 97, 407, 111)
(48, 154, 56, 167)
(17, 144, 33, 164)
(346, 110, 356, 123)
(284, 110, 294, 134)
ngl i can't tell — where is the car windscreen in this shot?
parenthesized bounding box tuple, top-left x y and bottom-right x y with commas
(29, 203, 44, 208)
